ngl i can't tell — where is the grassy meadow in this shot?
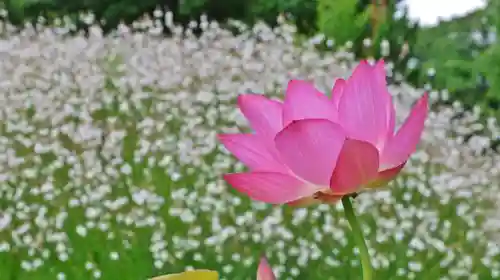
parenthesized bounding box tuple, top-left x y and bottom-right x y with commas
(0, 19, 499, 280)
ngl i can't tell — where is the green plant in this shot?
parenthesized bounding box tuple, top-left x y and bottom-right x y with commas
(316, 0, 371, 46)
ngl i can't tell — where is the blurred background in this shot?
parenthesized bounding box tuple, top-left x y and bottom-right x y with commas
(0, 0, 498, 279)
(0, 0, 496, 113)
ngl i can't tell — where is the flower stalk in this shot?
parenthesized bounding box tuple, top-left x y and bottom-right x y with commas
(342, 196, 373, 280)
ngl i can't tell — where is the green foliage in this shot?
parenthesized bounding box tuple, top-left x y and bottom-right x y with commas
(0, 0, 319, 35)
(316, 0, 370, 46)
(481, 0, 500, 111)
(477, 44, 500, 112)
(414, 8, 487, 88)
(3, 0, 25, 25)
(414, 5, 497, 113)
(179, 0, 205, 15)
(249, 0, 317, 34)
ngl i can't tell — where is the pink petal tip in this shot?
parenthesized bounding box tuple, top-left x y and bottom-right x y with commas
(257, 257, 276, 280)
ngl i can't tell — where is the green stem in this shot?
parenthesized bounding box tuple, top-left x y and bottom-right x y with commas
(342, 196, 373, 280)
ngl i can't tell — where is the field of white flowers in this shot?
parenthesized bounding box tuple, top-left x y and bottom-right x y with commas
(0, 15, 500, 280)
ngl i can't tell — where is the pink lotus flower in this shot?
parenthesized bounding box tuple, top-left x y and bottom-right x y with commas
(257, 257, 276, 280)
(219, 60, 428, 206)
